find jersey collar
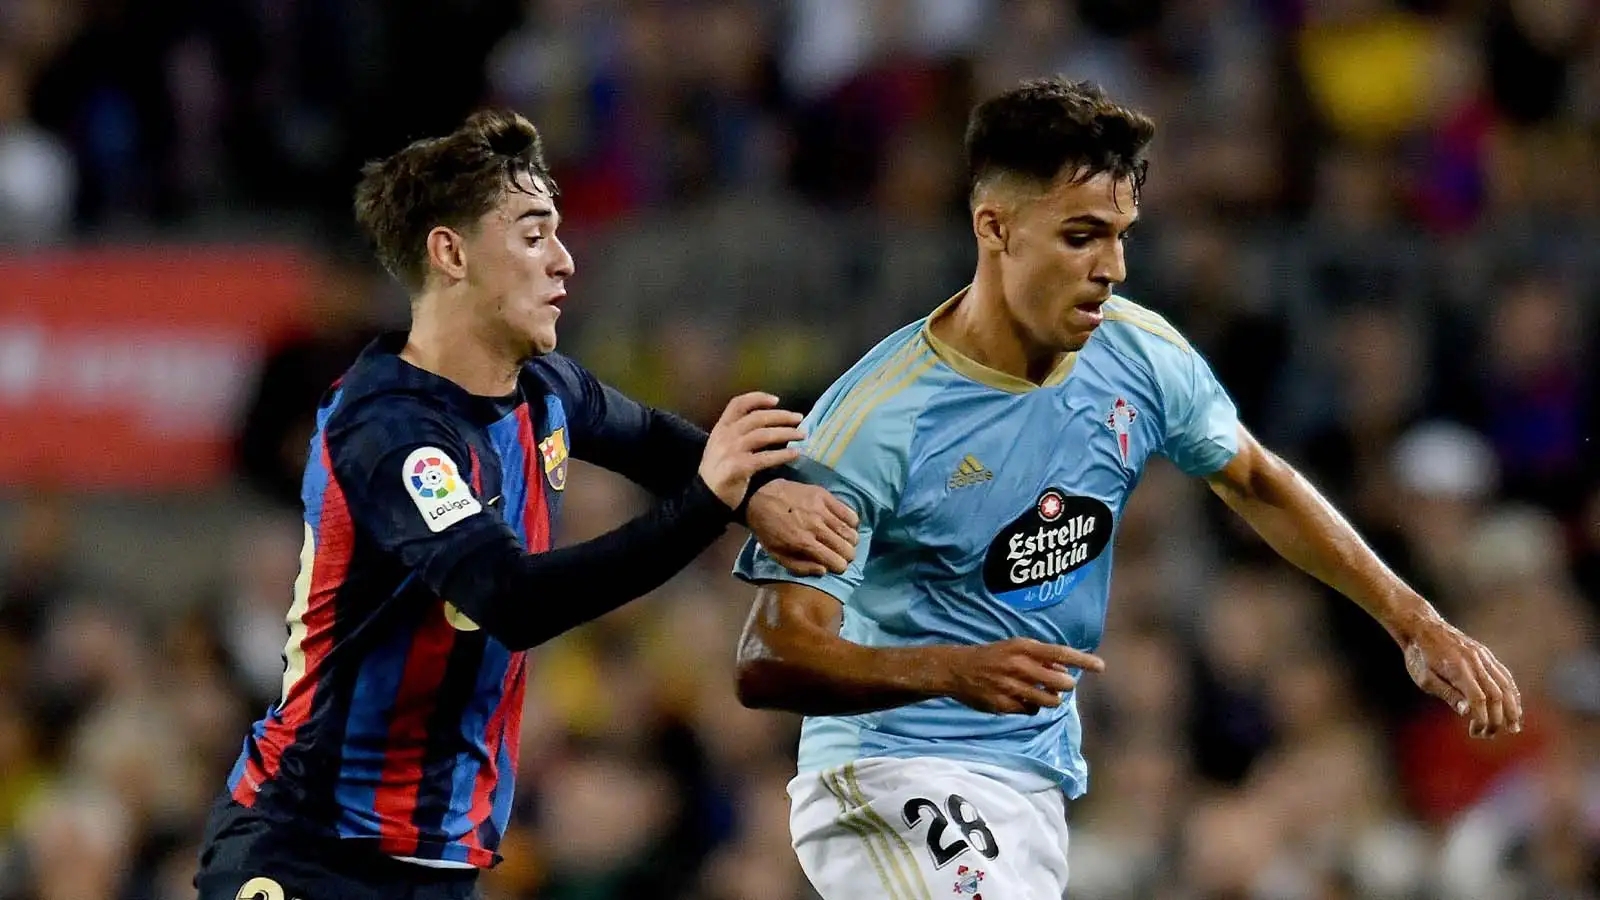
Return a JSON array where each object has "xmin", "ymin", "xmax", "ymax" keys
[
  {"xmin": 921, "ymin": 287, "xmax": 1078, "ymax": 393},
  {"xmin": 354, "ymin": 332, "xmax": 523, "ymax": 423}
]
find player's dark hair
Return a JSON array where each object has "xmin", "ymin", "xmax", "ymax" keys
[
  {"xmin": 965, "ymin": 78, "xmax": 1154, "ymax": 205},
  {"xmin": 353, "ymin": 109, "xmax": 558, "ymax": 291}
]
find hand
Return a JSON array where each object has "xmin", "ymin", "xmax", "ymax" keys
[
  {"xmin": 933, "ymin": 638, "xmax": 1106, "ymax": 715},
  {"xmin": 699, "ymin": 393, "xmax": 805, "ymax": 510},
  {"xmin": 1401, "ymin": 616, "xmax": 1523, "ymax": 739},
  {"xmin": 747, "ymin": 480, "xmax": 860, "ymax": 576}
]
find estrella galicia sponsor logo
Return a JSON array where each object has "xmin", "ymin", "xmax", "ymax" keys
[{"xmin": 981, "ymin": 488, "xmax": 1113, "ymax": 610}]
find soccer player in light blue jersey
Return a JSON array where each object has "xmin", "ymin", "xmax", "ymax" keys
[{"xmin": 731, "ymin": 78, "xmax": 1525, "ymax": 899}]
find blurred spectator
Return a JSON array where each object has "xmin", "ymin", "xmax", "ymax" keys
[
  {"xmin": 0, "ymin": 2, "xmax": 1597, "ymax": 898},
  {"xmin": 207, "ymin": 515, "xmax": 307, "ymax": 710},
  {"xmin": 0, "ymin": 494, "xmax": 74, "ymax": 644},
  {"xmin": 0, "ymin": 50, "xmax": 72, "ymax": 242},
  {"xmin": 1437, "ymin": 650, "xmax": 1600, "ymax": 899},
  {"xmin": 1470, "ymin": 274, "xmax": 1594, "ymax": 515},
  {"xmin": 1387, "ymin": 420, "xmax": 1500, "ymax": 604},
  {"xmin": 234, "ymin": 246, "xmax": 386, "ymax": 509},
  {"xmin": 10, "ymin": 782, "xmax": 132, "ymax": 900}
]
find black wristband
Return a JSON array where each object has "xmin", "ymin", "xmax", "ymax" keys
[{"xmin": 734, "ymin": 463, "xmax": 803, "ymax": 525}]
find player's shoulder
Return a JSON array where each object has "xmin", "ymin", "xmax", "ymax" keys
[
  {"xmin": 1089, "ymin": 296, "xmax": 1200, "ymax": 388},
  {"xmin": 799, "ymin": 318, "xmax": 943, "ymax": 488},
  {"xmin": 322, "ymin": 355, "xmax": 468, "ymax": 464},
  {"xmin": 522, "ymin": 351, "xmax": 586, "ymax": 388},
  {"xmin": 1096, "ymin": 295, "xmax": 1195, "ymax": 356}
]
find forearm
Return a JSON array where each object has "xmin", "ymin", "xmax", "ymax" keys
[
  {"xmin": 736, "ymin": 599, "xmax": 953, "ymax": 716},
  {"xmin": 1213, "ymin": 449, "xmax": 1439, "ymax": 642},
  {"xmin": 580, "ymin": 407, "xmax": 707, "ymax": 495},
  {"xmin": 581, "ymin": 406, "xmax": 795, "ymax": 520},
  {"xmin": 439, "ymin": 477, "xmax": 731, "ymax": 649}
]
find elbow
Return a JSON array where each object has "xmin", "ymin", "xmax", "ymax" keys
[
  {"xmin": 734, "ymin": 628, "xmax": 807, "ymax": 711},
  {"xmin": 734, "ymin": 654, "xmax": 786, "ymax": 710}
]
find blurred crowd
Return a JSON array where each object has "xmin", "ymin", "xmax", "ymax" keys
[
  {"xmin": 2, "ymin": 0, "xmax": 1599, "ymax": 238},
  {"xmin": 1, "ymin": 0, "xmax": 1599, "ymax": 899}
]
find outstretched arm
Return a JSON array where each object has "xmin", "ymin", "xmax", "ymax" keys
[
  {"xmin": 1205, "ymin": 424, "xmax": 1523, "ymax": 738},
  {"xmin": 547, "ymin": 356, "xmax": 857, "ymax": 572}
]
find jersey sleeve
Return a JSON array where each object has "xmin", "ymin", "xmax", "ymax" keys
[
  {"xmin": 732, "ymin": 394, "xmax": 910, "ymax": 604},
  {"xmin": 537, "ymin": 353, "xmax": 704, "ymax": 495},
  {"xmin": 1156, "ymin": 341, "xmax": 1241, "ymax": 477},
  {"xmin": 325, "ymin": 397, "xmax": 515, "ymax": 591}
]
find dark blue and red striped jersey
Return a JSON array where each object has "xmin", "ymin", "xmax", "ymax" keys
[{"xmin": 224, "ymin": 333, "xmax": 703, "ymax": 867}]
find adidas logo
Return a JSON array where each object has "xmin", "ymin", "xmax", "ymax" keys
[{"xmin": 948, "ymin": 454, "xmax": 994, "ymax": 490}]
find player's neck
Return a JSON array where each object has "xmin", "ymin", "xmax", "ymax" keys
[
  {"xmin": 941, "ymin": 281, "xmax": 1064, "ymax": 386},
  {"xmin": 401, "ymin": 303, "xmax": 521, "ymax": 397}
]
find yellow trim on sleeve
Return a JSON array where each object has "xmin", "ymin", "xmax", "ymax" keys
[{"xmin": 805, "ymin": 336, "xmax": 924, "ymax": 464}]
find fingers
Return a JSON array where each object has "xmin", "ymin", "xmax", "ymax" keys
[
  {"xmin": 1022, "ymin": 640, "xmax": 1107, "ymax": 674},
  {"xmin": 812, "ymin": 527, "xmax": 856, "ymax": 568},
  {"xmin": 742, "ymin": 426, "xmax": 807, "ymax": 451},
  {"xmin": 1465, "ymin": 652, "xmax": 1505, "ymax": 739},
  {"xmin": 829, "ymin": 516, "xmax": 859, "ymax": 548},
  {"xmin": 1418, "ymin": 668, "xmax": 1471, "ymax": 719},
  {"xmin": 788, "ymin": 540, "xmax": 849, "ymax": 575},
  {"xmin": 720, "ymin": 392, "xmax": 781, "ymax": 424},
  {"xmin": 731, "ymin": 408, "xmax": 806, "ymax": 434},
  {"xmin": 823, "ymin": 493, "xmax": 861, "ymax": 530},
  {"xmin": 1016, "ymin": 660, "xmax": 1077, "ymax": 694},
  {"xmin": 1431, "ymin": 655, "xmax": 1488, "ymax": 730},
  {"xmin": 766, "ymin": 550, "xmax": 826, "ymax": 578},
  {"xmin": 1481, "ymin": 649, "xmax": 1524, "ymax": 733},
  {"xmin": 747, "ymin": 447, "xmax": 803, "ymax": 471},
  {"xmin": 999, "ymin": 679, "xmax": 1064, "ymax": 713}
]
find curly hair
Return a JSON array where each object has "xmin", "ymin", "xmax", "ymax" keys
[
  {"xmin": 965, "ymin": 78, "xmax": 1155, "ymax": 205},
  {"xmin": 353, "ymin": 109, "xmax": 559, "ymax": 290}
]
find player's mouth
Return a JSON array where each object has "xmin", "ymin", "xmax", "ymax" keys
[
  {"xmin": 547, "ymin": 290, "xmax": 566, "ymax": 308},
  {"xmin": 1071, "ymin": 298, "xmax": 1106, "ymax": 328}
]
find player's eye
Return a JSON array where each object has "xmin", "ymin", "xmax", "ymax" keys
[
  {"xmin": 1063, "ymin": 234, "xmax": 1094, "ymax": 248},
  {"xmin": 526, "ymin": 235, "xmax": 544, "ymax": 248}
]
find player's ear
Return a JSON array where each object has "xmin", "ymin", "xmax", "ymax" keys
[
  {"xmin": 973, "ymin": 200, "xmax": 1008, "ymax": 253},
  {"xmin": 425, "ymin": 226, "xmax": 469, "ymax": 283}
]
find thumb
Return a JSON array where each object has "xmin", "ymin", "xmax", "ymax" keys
[
  {"xmin": 1405, "ymin": 643, "xmax": 1469, "ymax": 717},
  {"xmin": 1420, "ymin": 669, "xmax": 1471, "ymax": 717}
]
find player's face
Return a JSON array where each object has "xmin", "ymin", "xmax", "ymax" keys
[
  {"xmin": 993, "ymin": 171, "xmax": 1137, "ymax": 353},
  {"xmin": 466, "ymin": 176, "xmax": 574, "ymax": 358}
]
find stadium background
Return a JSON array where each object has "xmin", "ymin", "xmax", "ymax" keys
[{"xmin": 0, "ymin": 0, "xmax": 1597, "ymax": 897}]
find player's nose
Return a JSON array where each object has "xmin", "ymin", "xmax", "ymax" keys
[
  {"xmin": 550, "ymin": 235, "xmax": 575, "ymax": 279},
  {"xmin": 1091, "ymin": 242, "xmax": 1126, "ymax": 286}
]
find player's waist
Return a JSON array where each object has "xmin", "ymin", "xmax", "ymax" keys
[
  {"xmin": 236, "ymin": 788, "xmax": 506, "ymax": 869},
  {"xmin": 797, "ymin": 713, "xmax": 1085, "ymax": 794},
  {"xmin": 204, "ymin": 795, "xmax": 490, "ymax": 879}
]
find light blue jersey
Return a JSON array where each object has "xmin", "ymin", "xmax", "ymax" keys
[{"xmin": 734, "ymin": 290, "xmax": 1240, "ymax": 798}]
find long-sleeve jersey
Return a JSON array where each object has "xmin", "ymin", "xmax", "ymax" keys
[{"xmin": 225, "ymin": 333, "xmax": 734, "ymax": 867}]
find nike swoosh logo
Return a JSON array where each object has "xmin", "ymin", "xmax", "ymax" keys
[{"xmin": 486, "ymin": 495, "xmax": 502, "ymax": 507}]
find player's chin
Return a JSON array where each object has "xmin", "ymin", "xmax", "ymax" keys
[
  {"xmin": 528, "ymin": 325, "xmax": 559, "ymax": 355},
  {"xmin": 1056, "ymin": 326, "xmax": 1096, "ymax": 352},
  {"xmin": 518, "ymin": 310, "xmax": 560, "ymax": 356}
]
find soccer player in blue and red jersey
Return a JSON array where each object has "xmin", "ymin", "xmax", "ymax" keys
[{"xmin": 194, "ymin": 109, "xmax": 860, "ymax": 900}]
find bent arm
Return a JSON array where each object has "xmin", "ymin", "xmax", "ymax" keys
[
  {"xmin": 548, "ymin": 354, "xmax": 800, "ymax": 511},
  {"xmin": 438, "ymin": 477, "xmax": 732, "ymax": 650},
  {"xmin": 734, "ymin": 582, "xmax": 953, "ymax": 715},
  {"xmin": 1205, "ymin": 424, "xmax": 1441, "ymax": 643}
]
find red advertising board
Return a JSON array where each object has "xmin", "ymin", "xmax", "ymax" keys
[{"xmin": 0, "ymin": 247, "xmax": 310, "ymax": 489}]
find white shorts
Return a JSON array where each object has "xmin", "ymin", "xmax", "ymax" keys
[{"xmin": 788, "ymin": 757, "xmax": 1070, "ymax": 900}]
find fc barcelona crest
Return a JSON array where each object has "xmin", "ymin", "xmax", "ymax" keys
[{"xmin": 539, "ymin": 427, "xmax": 569, "ymax": 491}]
